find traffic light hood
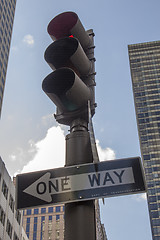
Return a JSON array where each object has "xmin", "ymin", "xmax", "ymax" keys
[
  {"xmin": 47, "ymin": 11, "xmax": 91, "ymax": 49},
  {"xmin": 44, "ymin": 37, "xmax": 91, "ymax": 76},
  {"xmin": 42, "ymin": 68, "xmax": 91, "ymax": 112}
]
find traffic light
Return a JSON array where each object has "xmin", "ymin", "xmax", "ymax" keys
[
  {"xmin": 42, "ymin": 12, "xmax": 97, "ymax": 240},
  {"xmin": 42, "ymin": 11, "xmax": 96, "ymax": 125}
]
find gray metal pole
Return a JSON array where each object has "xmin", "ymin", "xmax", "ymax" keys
[{"xmin": 64, "ymin": 119, "xmax": 96, "ymax": 240}]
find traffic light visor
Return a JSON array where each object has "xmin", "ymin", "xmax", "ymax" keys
[
  {"xmin": 48, "ymin": 12, "xmax": 78, "ymax": 40},
  {"xmin": 44, "ymin": 37, "xmax": 91, "ymax": 76},
  {"xmin": 47, "ymin": 11, "xmax": 91, "ymax": 49},
  {"xmin": 44, "ymin": 37, "xmax": 78, "ymax": 70},
  {"xmin": 42, "ymin": 68, "xmax": 91, "ymax": 112}
]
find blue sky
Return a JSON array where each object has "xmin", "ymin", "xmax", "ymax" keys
[{"xmin": 1, "ymin": 0, "xmax": 160, "ymax": 239}]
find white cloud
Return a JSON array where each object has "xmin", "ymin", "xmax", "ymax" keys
[
  {"xmin": 14, "ymin": 125, "xmax": 116, "ymax": 176},
  {"xmin": 96, "ymin": 140, "xmax": 116, "ymax": 161},
  {"xmin": 19, "ymin": 126, "xmax": 65, "ymax": 174},
  {"xmin": 9, "ymin": 146, "xmax": 33, "ymax": 166},
  {"xmin": 23, "ymin": 34, "xmax": 34, "ymax": 46}
]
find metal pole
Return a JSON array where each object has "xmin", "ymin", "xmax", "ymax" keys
[{"xmin": 64, "ymin": 119, "xmax": 96, "ymax": 240}]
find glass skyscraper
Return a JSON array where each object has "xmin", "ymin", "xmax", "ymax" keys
[
  {"xmin": 128, "ymin": 40, "xmax": 160, "ymax": 240},
  {"xmin": 0, "ymin": 0, "xmax": 16, "ymax": 116}
]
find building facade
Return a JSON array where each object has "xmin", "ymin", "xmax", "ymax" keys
[
  {"xmin": 22, "ymin": 200, "xmax": 107, "ymax": 240},
  {"xmin": 22, "ymin": 205, "xmax": 64, "ymax": 240},
  {"xmin": 0, "ymin": 156, "xmax": 29, "ymax": 240},
  {"xmin": 0, "ymin": 0, "xmax": 16, "ymax": 116},
  {"xmin": 128, "ymin": 40, "xmax": 160, "ymax": 240}
]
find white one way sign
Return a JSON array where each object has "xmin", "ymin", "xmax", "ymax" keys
[
  {"xmin": 23, "ymin": 167, "xmax": 134, "ymax": 202},
  {"xmin": 16, "ymin": 157, "xmax": 146, "ymax": 209}
]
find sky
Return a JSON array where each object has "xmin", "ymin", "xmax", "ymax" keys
[{"xmin": 1, "ymin": 0, "xmax": 160, "ymax": 239}]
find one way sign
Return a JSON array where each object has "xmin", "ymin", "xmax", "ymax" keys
[{"xmin": 16, "ymin": 157, "xmax": 146, "ymax": 209}]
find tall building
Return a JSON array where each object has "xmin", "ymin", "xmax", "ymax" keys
[
  {"xmin": 22, "ymin": 204, "xmax": 64, "ymax": 240},
  {"xmin": 22, "ymin": 200, "xmax": 107, "ymax": 240},
  {"xmin": 128, "ymin": 40, "xmax": 160, "ymax": 240},
  {"xmin": 0, "ymin": 156, "xmax": 29, "ymax": 240},
  {"xmin": 0, "ymin": 0, "xmax": 16, "ymax": 116}
]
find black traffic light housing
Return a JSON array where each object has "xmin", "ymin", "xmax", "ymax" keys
[
  {"xmin": 42, "ymin": 12, "xmax": 97, "ymax": 240},
  {"xmin": 42, "ymin": 11, "xmax": 96, "ymax": 126}
]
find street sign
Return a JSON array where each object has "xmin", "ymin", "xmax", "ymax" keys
[{"xmin": 16, "ymin": 157, "xmax": 146, "ymax": 209}]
